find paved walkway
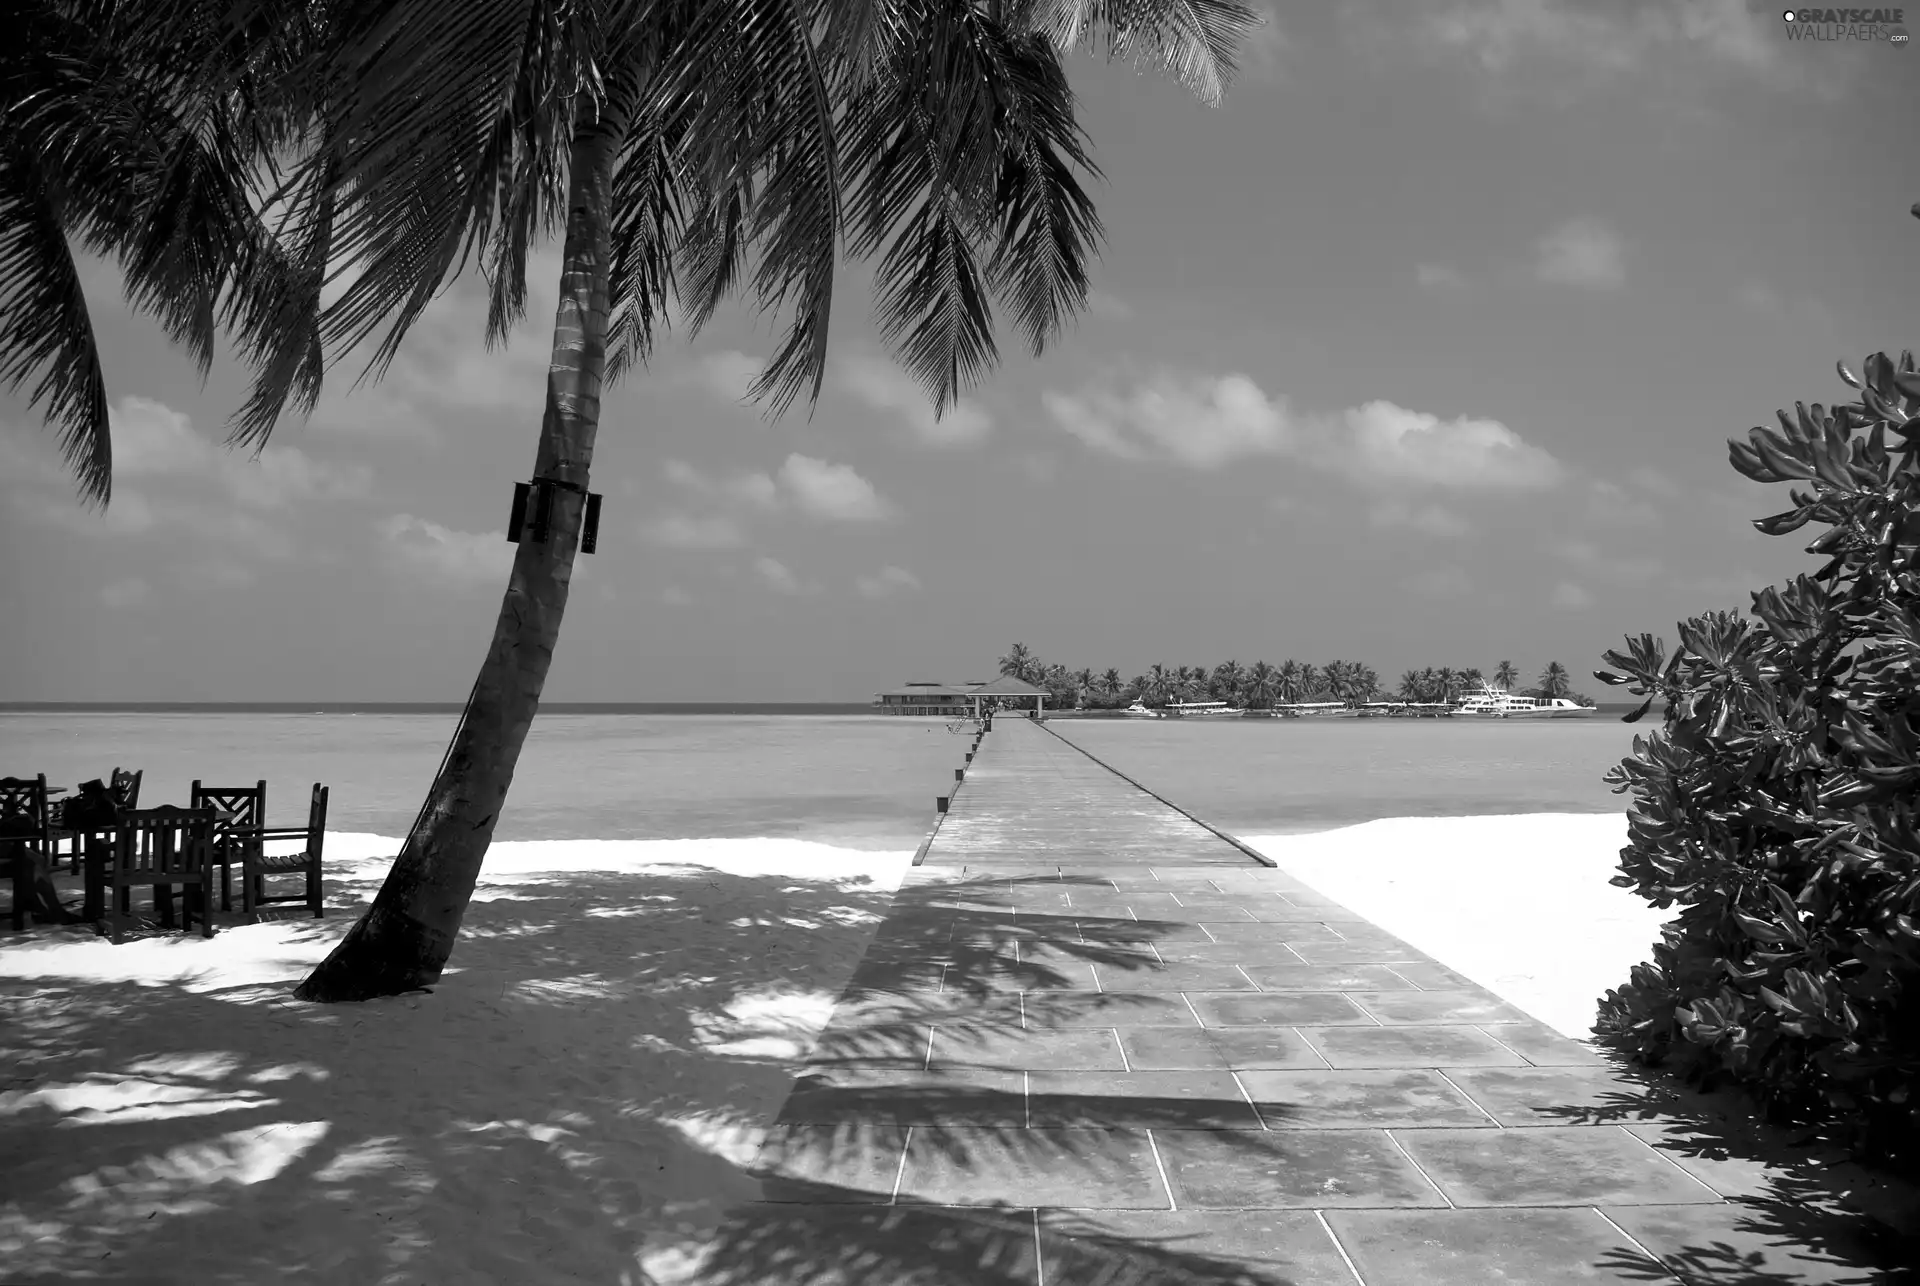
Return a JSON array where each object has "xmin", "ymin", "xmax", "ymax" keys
[{"xmin": 689, "ymin": 717, "xmax": 1914, "ymax": 1285}]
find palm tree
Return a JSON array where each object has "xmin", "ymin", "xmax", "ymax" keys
[
  {"xmin": 1245, "ymin": 660, "xmax": 1277, "ymax": 709},
  {"xmin": 1071, "ymin": 667, "xmax": 1094, "ymax": 710},
  {"xmin": 1298, "ymin": 663, "xmax": 1321, "ymax": 700},
  {"xmin": 1494, "ymin": 659, "xmax": 1520, "ymax": 691},
  {"xmin": 1352, "ymin": 664, "xmax": 1380, "ymax": 703},
  {"xmin": 105, "ymin": 0, "xmax": 1255, "ymax": 1003},
  {"xmin": 3, "ymin": 4, "xmax": 331, "ymax": 502},
  {"xmin": 1539, "ymin": 661, "xmax": 1572, "ymax": 699},
  {"xmin": 998, "ymin": 643, "xmax": 1036, "ymax": 683},
  {"xmin": 1213, "ymin": 659, "xmax": 1245, "ymax": 704},
  {"xmin": 1146, "ymin": 664, "xmax": 1174, "ymax": 707},
  {"xmin": 1435, "ymin": 666, "xmax": 1461, "ymax": 703},
  {"xmin": 1100, "ymin": 668, "xmax": 1123, "ymax": 705},
  {"xmin": 1275, "ymin": 659, "xmax": 1302, "ymax": 705},
  {"xmin": 1398, "ymin": 669, "xmax": 1422, "ymax": 701},
  {"xmin": 1459, "ymin": 666, "xmax": 1484, "ymax": 692}
]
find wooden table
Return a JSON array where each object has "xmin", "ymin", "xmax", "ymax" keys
[{"xmin": 79, "ymin": 809, "xmax": 236, "ymax": 928}]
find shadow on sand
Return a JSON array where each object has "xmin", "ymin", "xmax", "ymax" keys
[{"xmin": 4, "ymin": 866, "xmax": 1915, "ymax": 1285}]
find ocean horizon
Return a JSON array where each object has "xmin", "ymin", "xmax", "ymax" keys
[{"xmin": 4, "ymin": 708, "xmax": 1656, "ymax": 851}]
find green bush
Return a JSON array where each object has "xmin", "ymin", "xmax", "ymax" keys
[{"xmin": 1593, "ymin": 350, "xmax": 1920, "ymax": 1173}]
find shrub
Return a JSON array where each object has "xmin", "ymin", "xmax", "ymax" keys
[{"xmin": 1593, "ymin": 350, "xmax": 1920, "ymax": 1173}]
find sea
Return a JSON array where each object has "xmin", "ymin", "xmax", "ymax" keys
[{"xmin": 0, "ymin": 705, "xmax": 1654, "ymax": 851}]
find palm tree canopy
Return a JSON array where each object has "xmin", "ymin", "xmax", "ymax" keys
[{"xmin": 5, "ymin": 0, "xmax": 1264, "ymax": 503}]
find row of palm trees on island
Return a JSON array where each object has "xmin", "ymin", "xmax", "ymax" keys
[{"xmin": 994, "ymin": 643, "xmax": 1587, "ymax": 712}]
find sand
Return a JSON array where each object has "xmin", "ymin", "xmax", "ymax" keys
[
  {"xmin": 1245, "ymin": 813, "xmax": 1675, "ymax": 1041},
  {"xmin": 1, "ymin": 814, "xmax": 1668, "ymax": 1283}
]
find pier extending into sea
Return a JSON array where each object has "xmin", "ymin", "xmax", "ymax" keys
[{"xmin": 688, "ymin": 715, "xmax": 1914, "ymax": 1284}]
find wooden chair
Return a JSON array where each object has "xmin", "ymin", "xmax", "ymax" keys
[
  {"xmin": 191, "ymin": 779, "xmax": 266, "ymax": 912},
  {"xmin": 232, "ymin": 784, "xmax": 327, "ymax": 920},
  {"xmin": 104, "ymin": 806, "xmax": 216, "ymax": 944},
  {"xmin": 2, "ymin": 775, "xmax": 51, "ymax": 931},
  {"xmin": 56, "ymin": 767, "xmax": 142, "ymax": 874}
]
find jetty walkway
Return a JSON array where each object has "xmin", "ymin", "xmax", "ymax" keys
[{"xmin": 690, "ymin": 716, "xmax": 1914, "ymax": 1284}]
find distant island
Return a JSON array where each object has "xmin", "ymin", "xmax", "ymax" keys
[{"xmin": 993, "ymin": 643, "xmax": 1595, "ymax": 711}]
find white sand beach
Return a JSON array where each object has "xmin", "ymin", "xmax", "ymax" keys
[
  {"xmin": 0, "ymin": 813, "xmax": 1669, "ymax": 1282},
  {"xmin": 1246, "ymin": 813, "xmax": 1675, "ymax": 1041}
]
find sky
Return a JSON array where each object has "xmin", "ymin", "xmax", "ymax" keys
[{"xmin": 3, "ymin": 0, "xmax": 1918, "ymax": 703}]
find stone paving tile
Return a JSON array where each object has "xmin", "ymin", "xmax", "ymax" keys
[
  {"xmin": 1440, "ymin": 1065, "xmax": 1705, "ymax": 1128},
  {"xmin": 1240, "ymin": 963, "xmax": 1419, "ymax": 992},
  {"xmin": 1238, "ymin": 1068, "xmax": 1498, "ymax": 1129},
  {"xmin": 1349, "ymin": 989, "xmax": 1531, "ymax": 1024},
  {"xmin": 1023, "ymin": 992, "xmax": 1200, "ymax": 1027},
  {"xmin": 1298, "ymin": 1024, "xmax": 1531, "ymax": 1068},
  {"xmin": 1192, "ymin": 921, "xmax": 1351, "ymax": 942},
  {"xmin": 1026, "ymin": 1070, "xmax": 1263, "ymax": 1129},
  {"xmin": 897, "ymin": 1127, "xmax": 1171, "ymax": 1208},
  {"xmin": 752, "ymin": 1122, "xmax": 908, "ymax": 1203},
  {"xmin": 1601, "ymin": 1201, "xmax": 1915, "ymax": 1284},
  {"xmin": 1384, "ymin": 961, "xmax": 1479, "ymax": 989},
  {"xmin": 1327, "ymin": 1206, "xmax": 1656, "ymax": 1284},
  {"xmin": 1118, "ymin": 1027, "xmax": 1331, "ymax": 1072},
  {"xmin": 1152, "ymin": 941, "xmax": 1312, "ymax": 967},
  {"xmin": 1038, "ymin": 1210, "xmax": 1357, "ymax": 1285},
  {"xmin": 1283, "ymin": 940, "xmax": 1433, "ymax": 965},
  {"xmin": 1394, "ymin": 1126, "xmax": 1725, "ymax": 1206},
  {"xmin": 1190, "ymin": 992, "xmax": 1377, "ymax": 1027},
  {"xmin": 1089, "ymin": 962, "xmax": 1257, "ymax": 992},
  {"xmin": 1476, "ymin": 1020, "xmax": 1610, "ymax": 1067},
  {"xmin": 1155, "ymin": 1129, "xmax": 1448, "ymax": 1209},
  {"xmin": 928, "ymin": 1026, "xmax": 1126, "ymax": 1071}
]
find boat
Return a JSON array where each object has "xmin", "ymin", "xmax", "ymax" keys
[
  {"xmin": 1122, "ymin": 701, "xmax": 1165, "ymax": 719},
  {"xmin": 1452, "ymin": 684, "xmax": 1596, "ymax": 719},
  {"xmin": 1166, "ymin": 700, "xmax": 1247, "ymax": 718}
]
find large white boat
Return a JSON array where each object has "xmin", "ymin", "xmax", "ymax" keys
[
  {"xmin": 1453, "ymin": 685, "xmax": 1596, "ymax": 719},
  {"xmin": 1123, "ymin": 701, "xmax": 1165, "ymax": 719},
  {"xmin": 1167, "ymin": 700, "xmax": 1247, "ymax": 718}
]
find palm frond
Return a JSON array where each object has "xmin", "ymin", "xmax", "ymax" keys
[
  {"xmin": 1024, "ymin": 0, "xmax": 1263, "ymax": 105},
  {"xmin": 668, "ymin": 0, "xmax": 843, "ymax": 417},
  {"xmin": 603, "ymin": 109, "xmax": 690, "ymax": 387},
  {"xmin": 0, "ymin": 151, "xmax": 112, "ymax": 502}
]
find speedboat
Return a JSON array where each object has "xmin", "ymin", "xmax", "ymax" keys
[{"xmin": 1123, "ymin": 701, "xmax": 1165, "ymax": 718}]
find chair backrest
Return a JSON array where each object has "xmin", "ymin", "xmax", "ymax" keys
[
  {"xmin": 305, "ymin": 784, "xmax": 329, "ymax": 848},
  {"xmin": 0, "ymin": 775, "xmax": 49, "ymax": 837},
  {"xmin": 190, "ymin": 779, "xmax": 266, "ymax": 828},
  {"xmin": 110, "ymin": 768, "xmax": 143, "ymax": 810},
  {"xmin": 113, "ymin": 806, "xmax": 215, "ymax": 879}
]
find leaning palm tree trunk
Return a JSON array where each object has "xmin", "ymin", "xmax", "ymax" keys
[{"xmin": 296, "ymin": 110, "xmax": 619, "ymax": 1002}]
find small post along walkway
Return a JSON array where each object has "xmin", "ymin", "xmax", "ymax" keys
[{"xmin": 688, "ymin": 716, "xmax": 1914, "ymax": 1285}]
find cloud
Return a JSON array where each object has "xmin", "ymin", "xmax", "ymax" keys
[
  {"xmin": 1553, "ymin": 538, "xmax": 1662, "ymax": 586},
  {"xmin": 1416, "ymin": 263, "xmax": 1469, "ymax": 289},
  {"xmin": 1736, "ymin": 282, "xmax": 1842, "ymax": 343},
  {"xmin": 685, "ymin": 349, "xmax": 765, "ymax": 404},
  {"xmin": 643, "ymin": 512, "xmax": 750, "ymax": 550},
  {"xmin": 1587, "ymin": 479, "xmax": 1662, "ymax": 526},
  {"xmin": 1333, "ymin": 401, "xmax": 1564, "ymax": 490},
  {"xmin": 1240, "ymin": 2, "xmax": 1291, "ymax": 78},
  {"xmin": 376, "ymin": 514, "xmax": 514, "ymax": 586},
  {"xmin": 1421, "ymin": 0, "xmax": 1777, "ymax": 78},
  {"xmin": 776, "ymin": 454, "xmax": 894, "ymax": 522},
  {"xmin": 753, "ymin": 556, "xmax": 811, "ymax": 595},
  {"xmin": 99, "ymin": 578, "xmax": 151, "ymax": 609},
  {"xmin": 1533, "ymin": 218, "xmax": 1625, "ymax": 290},
  {"xmin": 661, "ymin": 454, "xmax": 895, "ymax": 531},
  {"xmin": 856, "ymin": 565, "xmax": 922, "ymax": 598},
  {"xmin": 1042, "ymin": 373, "xmax": 1293, "ymax": 469},
  {"xmin": 837, "ymin": 352, "xmax": 994, "ymax": 448},
  {"xmin": 1043, "ymin": 372, "xmax": 1565, "ymax": 491},
  {"xmin": 1086, "ymin": 291, "xmax": 1135, "ymax": 320},
  {"xmin": 1369, "ymin": 499, "xmax": 1470, "ymax": 538},
  {"xmin": 1627, "ymin": 466, "xmax": 1681, "ymax": 498},
  {"xmin": 86, "ymin": 397, "xmax": 374, "ymax": 510},
  {"xmin": 1550, "ymin": 580, "xmax": 1596, "ymax": 609}
]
